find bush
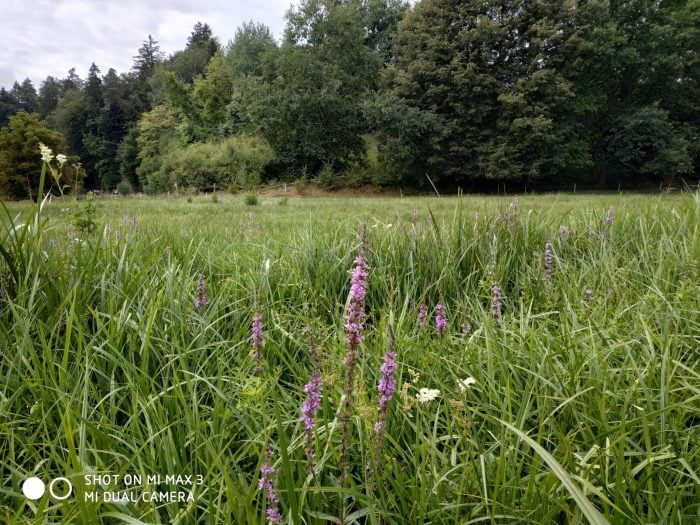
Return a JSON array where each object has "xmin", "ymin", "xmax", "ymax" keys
[
  {"xmin": 244, "ymin": 192, "xmax": 259, "ymax": 206},
  {"xmin": 159, "ymin": 134, "xmax": 274, "ymax": 192},
  {"xmin": 117, "ymin": 179, "xmax": 133, "ymax": 195}
]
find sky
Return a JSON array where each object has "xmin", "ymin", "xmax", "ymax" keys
[{"xmin": 0, "ymin": 0, "xmax": 298, "ymax": 89}]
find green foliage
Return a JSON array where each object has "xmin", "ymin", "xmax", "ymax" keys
[
  {"xmin": 0, "ymin": 112, "xmax": 67, "ymax": 199},
  {"xmin": 116, "ymin": 178, "xmax": 133, "ymax": 195},
  {"xmin": 136, "ymin": 105, "xmax": 178, "ymax": 193},
  {"xmin": 0, "ymin": 192, "xmax": 698, "ymax": 523},
  {"xmin": 224, "ymin": 22, "xmax": 277, "ymax": 77},
  {"xmin": 243, "ymin": 191, "xmax": 259, "ymax": 205},
  {"xmin": 69, "ymin": 192, "xmax": 98, "ymax": 234},
  {"xmin": 158, "ymin": 134, "xmax": 274, "ymax": 192}
]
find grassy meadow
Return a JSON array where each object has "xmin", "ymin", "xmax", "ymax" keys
[{"xmin": 1, "ymin": 190, "xmax": 699, "ymax": 524}]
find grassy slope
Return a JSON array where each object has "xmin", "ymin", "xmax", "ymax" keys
[{"xmin": 1, "ymin": 192, "xmax": 698, "ymax": 524}]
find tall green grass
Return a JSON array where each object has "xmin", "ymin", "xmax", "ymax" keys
[{"xmin": 1, "ymin": 191, "xmax": 698, "ymax": 524}]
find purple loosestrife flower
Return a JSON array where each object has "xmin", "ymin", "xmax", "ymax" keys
[
  {"xmin": 258, "ymin": 450, "xmax": 283, "ymax": 524},
  {"xmin": 252, "ymin": 312, "xmax": 263, "ymax": 373},
  {"xmin": 374, "ymin": 327, "xmax": 397, "ymax": 438},
  {"xmin": 195, "ymin": 273, "xmax": 208, "ymax": 311},
  {"xmin": 492, "ymin": 282, "xmax": 503, "ymax": 324},
  {"xmin": 462, "ymin": 322, "xmax": 472, "ymax": 337},
  {"xmin": 435, "ymin": 300, "xmax": 447, "ymax": 336},
  {"xmin": 131, "ymin": 214, "xmax": 137, "ymax": 230},
  {"xmin": 301, "ymin": 337, "xmax": 322, "ymax": 463},
  {"xmin": 544, "ymin": 241, "xmax": 553, "ymax": 279},
  {"xmin": 418, "ymin": 303, "xmax": 428, "ymax": 330},
  {"xmin": 606, "ymin": 206, "xmax": 615, "ymax": 226},
  {"xmin": 560, "ymin": 225, "xmax": 569, "ymax": 242},
  {"xmin": 339, "ymin": 240, "xmax": 369, "ymax": 482}
]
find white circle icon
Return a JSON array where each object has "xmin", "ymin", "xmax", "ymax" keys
[
  {"xmin": 49, "ymin": 477, "xmax": 73, "ymax": 500},
  {"xmin": 22, "ymin": 477, "xmax": 45, "ymax": 500}
]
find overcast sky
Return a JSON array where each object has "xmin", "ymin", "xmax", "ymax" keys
[{"xmin": 0, "ymin": 0, "xmax": 298, "ymax": 89}]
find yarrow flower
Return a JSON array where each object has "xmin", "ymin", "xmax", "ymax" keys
[
  {"xmin": 458, "ymin": 377, "xmax": 476, "ymax": 392},
  {"xmin": 39, "ymin": 143, "xmax": 53, "ymax": 163},
  {"xmin": 492, "ymin": 282, "xmax": 503, "ymax": 324},
  {"xmin": 56, "ymin": 153, "xmax": 67, "ymax": 165},
  {"xmin": 374, "ymin": 327, "xmax": 397, "ymax": 436},
  {"xmin": 416, "ymin": 388, "xmax": 440, "ymax": 403},
  {"xmin": 417, "ymin": 303, "xmax": 428, "ymax": 330},
  {"xmin": 435, "ymin": 300, "xmax": 447, "ymax": 336},
  {"xmin": 195, "ymin": 273, "xmax": 208, "ymax": 310},
  {"xmin": 301, "ymin": 337, "xmax": 322, "ymax": 463},
  {"xmin": 252, "ymin": 312, "xmax": 263, "ymax": 373},
  {"xmin": 258, "ymin": 450, "xmax": 283, "ymax": 524}
]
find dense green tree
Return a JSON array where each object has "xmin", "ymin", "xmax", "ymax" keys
[
  {"xmin": 135, "ymin": 105, "xmax": 178, "ymax": 193},
  {"xmin": 10, "ymin": 79, "xmax": 38, "ymax": 113},
  {"xmin": 166, "ymin": 22, "xmax": 220, "ymax": 83},
  {"xmin": 0, "ymin": 112, "xmax": 66, "ymax": 199},
  {"xmin": 37, "ymin": 76, "xmax": 62, "ymax": 119},
  {"xmin": 225, "ymin": 22, "xmax": 278, "ymax": 77},
  {"xmin": 0, "ymin": 88, "xmax": 20, "ymax": 127}
]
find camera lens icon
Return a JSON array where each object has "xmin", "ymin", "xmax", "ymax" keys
[
  {"xmin": 22, "ymin": 477, "xmax": 45, "ymax": 500},
  {"xmin": 22, "ymin": 477, "xmax": 73, "ymax": 501}
]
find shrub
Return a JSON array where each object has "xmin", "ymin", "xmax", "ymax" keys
[
  {"xmin": 117, "ymin": 179, "xmax": 133, "ymax": 195},
  {"xmin": 244, "ymin": 192, "xmax": 259, "ymax": 206},
  {"xmin": 159, "ymin": 134, "xmax": 274, "ymax": 192}
]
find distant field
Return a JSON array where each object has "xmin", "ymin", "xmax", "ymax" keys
[{"xmin": 1, "ymin": 192, "xmax": 698, "ymax": 524}]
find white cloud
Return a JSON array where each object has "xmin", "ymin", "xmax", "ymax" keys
[{"xmin": 0, "ymin": 0, "xmax": 297, "ymax": 88}]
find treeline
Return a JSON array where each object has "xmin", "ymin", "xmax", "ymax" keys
[{"xmin": 1, "ymin": 0, "xmax": 698, "ymax": 198}]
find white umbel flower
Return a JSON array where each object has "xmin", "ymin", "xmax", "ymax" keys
[
  {"xmin": 458, "ymin": 377, "xmax": 476, "ymax": 392},
  {"xmin": 56, "ymin": 153, "xmax": 67, "ymax": 165},
  {"xmin": 416, "ymin": 388, "xmax": 440, "ymax": 403},
  {"xmin": 39, "ymin": 143, "xmax": 53, "ymax": 163}
]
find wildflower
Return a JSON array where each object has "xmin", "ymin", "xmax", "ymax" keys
[
  {"xmin": 375, "ymin": 327, "xmax": 397, "ymax": 436},
  {"xmin": 416, "ymin": 388, "xmax": 440, "ymax": 403},
  {"xmin": 195, "ymin": 273, "xmax": 208, "ymax": 311},
  {"xmin": 462, "ymin": 322, "xmax": 472, "ymax": 336},
  {"xmin": 340, "ymin": 235, "xmax": 369, "ymax": 482},
  {"xmin": 301, "ymin": 337, "xmax": 322, "ymax": 462},
  {"xmin": 252, "ymin": 312, "xmax": 263, "ymax": 373},
  {"xmin": 560, "ymin": 225, "xmax": 569, "ymax": 241},
  {"xmin": 544, "ymin": 240, "xmax": 553, "ymax": 278},
  {"xmin": 104, "ymin": 223, "xmax": 110, "ymax": 240},
  {"xmin": 258, "ymin": 450, "xmax": 283, "ymax": 524},
  {"xmin": 418, "ymin": 303, "xmax": 428, "ymax": 330},
  {"xmin": 56, "ymin": 153, "xmax": 67, "ymax": 165},
  {"xmin": 605, "ymin": 207, "xmax": 615, "ymax": 226},
  {"xmin": 131, "ymin": 214, "xmax": 137, "ymax": 230},
  {"xmin": 584, "ymin": 288, "xmax": 593, "ymax": 304},
  {"xmin": 492, "ymin": 282, "xmax": 503, "ymax": 323},
  {"xmin": 511, "ymin": 195, "xmax": 519, "ymax": 215},
  {"xmin": 435, "ymin": 299, "xmax": 447, "ymax": 336},
  {"xmin": 39, "ymin": 143, "xmax": 53, "ymax": 163},
  {"xmin": 458, "ymin": 377, "xmax": 476, "ymax": 392},
  {"xmin": 114, "ymin": 229, "xmax": 121, "ymax": 242}
]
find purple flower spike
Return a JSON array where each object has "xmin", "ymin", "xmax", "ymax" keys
[
  {"xmin": 195, "ymin": 273, "xmax": 208, "ymax": 311},
  {"xmin": 258, "ymin": 450, "xmax": 283, "ymax": 524},
  {"xmin": 375, "ymin": 327, "xmax": 397, "ymax": 438},
  {"xmin": 340, "ymin": 235, "xmax": 369, "ymax": 482},
  {"xmin": 301, "ymin": 337, "xmax": 322, "ymax": 463},
  {"xmin": 544, "ymin": 240, "xmax": 553, "ymax": 279},
  {"xmin": 418, "ymin": 303, "xmax": 428, "ymax": 330},
  {"xmin": 492, "ymin": 282, "xmax": 503, "ymax": 324},
  {"xmin": 252, "ymin": 312, "xmax": 263, "ymax": 373},
  {"xmin": 606, "ymin": 207, "xmax": 615, "ymax": 226},
  {"xmin": 435, "ymin": 300, "xmax": 447, "ymax": 336}
]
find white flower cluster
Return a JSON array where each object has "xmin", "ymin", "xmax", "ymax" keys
[
  {"xmin": 39, "ymin": 143, "xmax": 53, "ymax": 163},
  {"xmin": 458, "ymin": 377, "xmax": 476, "ymax": 392},
  {"xmin": 416, "ymin": 388, "xmax": 440, "ymax": 403},
  {"xmin": 56, "ymin": 153, "xmax": 67, "ymax": 165}
]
